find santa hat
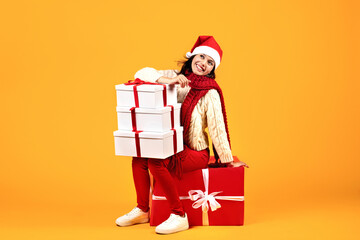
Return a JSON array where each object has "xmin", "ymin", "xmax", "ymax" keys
[{"xmin": 186, "ymin": 36, "xmax": 223, "ymax": 69}]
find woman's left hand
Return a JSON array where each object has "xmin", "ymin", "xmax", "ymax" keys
[{"xmin": 227, "ymin": 161, "xmax": 249, "ymax": 168}]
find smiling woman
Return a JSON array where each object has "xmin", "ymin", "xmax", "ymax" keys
[{"xmin": 116, "ymin": 36, "xmax": 247, "ymax": 234}]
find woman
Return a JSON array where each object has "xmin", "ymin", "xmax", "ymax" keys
[{"xmin": 115, "ymin": 36, "xmax": 247, "ymax": 234}]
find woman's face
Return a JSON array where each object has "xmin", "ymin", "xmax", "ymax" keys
[{"xmin": 191, "ymin": 54, "xmax": 215, "ymax": 76}]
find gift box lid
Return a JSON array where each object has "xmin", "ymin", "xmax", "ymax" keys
[
  {"xmin": 113, "ymin": 126, "xmax": 183, "ymax": 139},
  {"xmin": 116, "ymin": 104, "xmax": 181, "ymax": 114},
  {"xmin": 115, "ymin": 83, "xmax": 176, "ymax": 92}
]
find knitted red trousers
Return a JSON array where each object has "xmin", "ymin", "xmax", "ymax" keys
[{"xmin": 132, "ymin": 146, "xmax": 209, "ymax": 216}]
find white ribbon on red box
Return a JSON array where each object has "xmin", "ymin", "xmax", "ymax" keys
[
  {"xmin": 188, "ymin": 168, "xmax": 244, "ymax": 211},
  {"xmin": 152, "ymin": 168, "xmax": 244, "ymax": 225}
]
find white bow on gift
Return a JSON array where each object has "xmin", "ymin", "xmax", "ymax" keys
[{"xmin": 188, "ymin": 189, "xmax": 222, "ymax": 212}]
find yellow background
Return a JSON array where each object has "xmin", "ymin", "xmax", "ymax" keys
[{"xmin": 1, "ymin": 0, "xmax": 359, "ymax": 239}]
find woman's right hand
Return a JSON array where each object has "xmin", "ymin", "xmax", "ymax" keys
[
  {"xmin": 171, "ymin": 74, "xmax": 190, "ymax": 88},
  {"xmin": 158, "ymin": 74, "xmax": 190, "ymax": 88}
]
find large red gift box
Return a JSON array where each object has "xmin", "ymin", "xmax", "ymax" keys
[{"xmin": 150, "ymin": 157, "xmax": 245, "ymax": 226}]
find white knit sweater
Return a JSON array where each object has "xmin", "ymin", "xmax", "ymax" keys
[{"xmin": 134, "ymin": 67, "xmax": 233, "ymax": 163}]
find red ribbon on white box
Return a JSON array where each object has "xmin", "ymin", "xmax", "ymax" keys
[
  {"xmin": 167, "ymin": 104, "xmax": 177, "ymax": 154},
  {"xmin": 152, "ymin": 168, "xmax": 244, "ymax": 225},
  {"xmin": 134, "ymin": 130, "xmax": 143, "ymax": 158},
  {"xmin": 125, "ymin": 78, "xmax": 167, "ymax": 108}
]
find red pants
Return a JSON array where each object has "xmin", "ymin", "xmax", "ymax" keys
[{"xmin": 132, "ymin": 146, "xmax": 209, "ymax": 216}]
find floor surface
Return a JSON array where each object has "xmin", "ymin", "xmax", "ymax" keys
[{"xmin": 1, "ymin": 197, "xmax": 359, "ymax": 240}]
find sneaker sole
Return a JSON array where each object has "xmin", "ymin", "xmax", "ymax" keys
[
  {"xmin": 155, "ymin": 224, "xmax": 189, "ymax": 234},
  {"xmin": 116, "ymin": 218, "xmax": 149, "ymax": 227}
]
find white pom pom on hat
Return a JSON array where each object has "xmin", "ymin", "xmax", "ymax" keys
[
  {"xmin": 186, "ymin": 36, "xmax": 223, "ymax": 69},
  {"xmin": 186, "ymin": 52, "xmax": 193, "ymax": 58}
]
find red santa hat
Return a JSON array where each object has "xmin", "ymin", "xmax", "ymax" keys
[{"xmin": 186, "ymin": 36, "xmax": 223, "ymax": 69}]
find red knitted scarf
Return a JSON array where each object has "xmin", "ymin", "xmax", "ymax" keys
[{"xmin": 168, "ymin": 72, "xmax": 231, "ymax": 177}]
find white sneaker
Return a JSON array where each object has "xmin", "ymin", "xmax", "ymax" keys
[
  {"xmin": 155, "ymin": 213, "xmax": 189, "ymax": 234},
  {"xmin": 115, "ymin": 207, "xmax": 149, "ymax": 227}
]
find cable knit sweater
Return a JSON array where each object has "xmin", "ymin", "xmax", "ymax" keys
[{"xmin": 134, "ymin": 67, "xmax": 233, "ymax": 163}]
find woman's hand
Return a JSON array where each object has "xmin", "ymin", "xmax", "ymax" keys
[
  {"xmin": 170, "ymin": 74, "xmax": 191, "ymax": 88},
  {"xmin": 226, "ymin": 161, "xmax": 249, "ymax": 168},
  {"xmin": 157, "ymin": 74, "xmax": 190, "ymax": 88}
]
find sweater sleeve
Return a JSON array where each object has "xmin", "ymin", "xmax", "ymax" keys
[
  {"xmin": 205, "ymin": 89, "xmax": 233, "ymax": 163},
  {"xmin": 134, "ymin": 67, "xmax": 190, "ymax": 103}
]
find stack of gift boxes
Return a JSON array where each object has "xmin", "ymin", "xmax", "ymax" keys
[
  {"xmin": 113, "ymin": 79, "xmax": 245, "ymax": 226},
  {"xmin": 113, "ymin": 79, "xmax": 183, "ymax": 159}
]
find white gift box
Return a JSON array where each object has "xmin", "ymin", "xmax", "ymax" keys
[
  {"xmin": 115, "ymin": 83, "xmax": 178, "ymax": 109},
  {"xmin": 113, "ymin": 127, "xmax": 184, "ymax": 159},
  {"xmin": 116, "ymin": 104, "xmax": 181, "ymax": 132}
]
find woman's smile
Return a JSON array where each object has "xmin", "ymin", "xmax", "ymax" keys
[{"xmin": 195, "ymin": 63, "xmax": 205, "ymax": 72}]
